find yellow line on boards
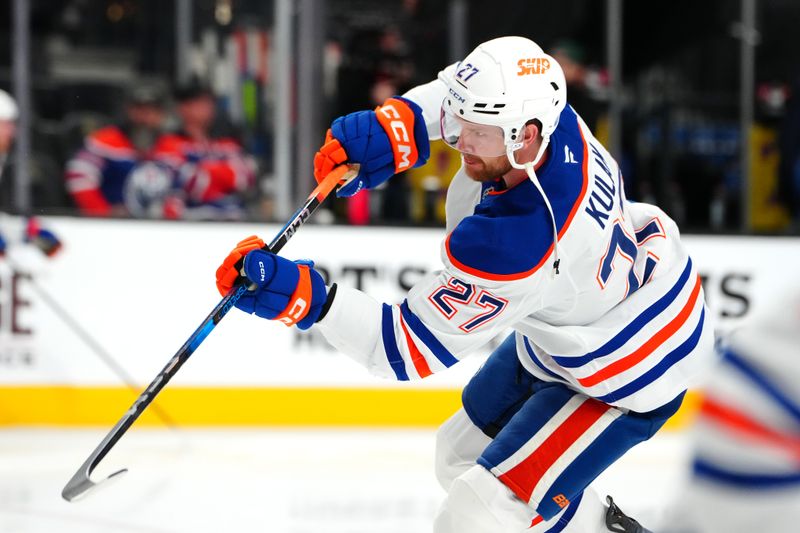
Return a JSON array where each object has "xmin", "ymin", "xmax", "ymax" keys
[{"xmin": 0, "ymin": 386, "xmax": 701, "ymax": 429}]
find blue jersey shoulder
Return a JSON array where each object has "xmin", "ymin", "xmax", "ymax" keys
[{"xmin": 446, "ymin": 107, "xmax": 589, "ymax": 281}]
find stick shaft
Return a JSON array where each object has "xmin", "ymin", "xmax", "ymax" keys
[{"xmin": 62, "ymin": 165, "xmax": 355, "ymax": 500}]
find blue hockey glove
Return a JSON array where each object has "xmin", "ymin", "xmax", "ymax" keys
[
  {"xmin": 314, "ymin": 96, "xmax": 430, "ymax": 197},
  {"xmin": 216, "ymin": 238, "xmax": 327, "ymax": 330}
]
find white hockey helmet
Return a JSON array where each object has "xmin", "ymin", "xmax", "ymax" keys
[
  {"xmin": 439, "ymin": 36, "xmax": 566, "ymax": 168},
  {"xmin": 0, "ymin": 89, "xmax": 19, "ymax": 121}
]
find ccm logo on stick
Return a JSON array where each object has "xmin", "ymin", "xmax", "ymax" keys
[
  {"xmin": 379, "ymin": 104, "xmax": 413, "ymax": 170},
  {"xmin": 517, "ymin": 57, "xmax": 550, "ymax": 76}
]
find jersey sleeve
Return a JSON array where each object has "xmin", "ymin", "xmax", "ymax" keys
[
  {"xmin": 188, "ymin": 140, "xmax": 256, "ymax": 202},
  {"xmin": 315, "ymin": 255, "xmax": 544, "ymax": 381},
  {"xmin": 64, "ymin": 127, "xmax": 134, "ymax": 215},
  {"xmin": 402, "ymin": 63, "xmax": 456, "ymax": 142},
  {"xmin": 65, "ymin": 147, "xmax": 110, "ymax": 215}
]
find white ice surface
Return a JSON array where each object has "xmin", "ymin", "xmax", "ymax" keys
[{"xmin": 0, "ymin": 428, "xmax": 690, "ymax": 533}]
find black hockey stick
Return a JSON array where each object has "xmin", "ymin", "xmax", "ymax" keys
[{"xmin": 62, "ymin": 164, "xmax": 359, "ymax": 502}]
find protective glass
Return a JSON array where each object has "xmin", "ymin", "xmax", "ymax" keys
[{"xmin": 440, "ymin": 105, "xmax": 507, "ymax": 157}]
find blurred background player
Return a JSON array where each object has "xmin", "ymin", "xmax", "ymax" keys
[
  {"xmin": 0, "ymin": 88, "xmax": 17, "ymax": 255},
  {"xmin": 64, "ymin": 85, "xmax": 166, "ymax": 217},
  {"xmin": 215, "ymin": 36, "xmax": 715, "ymax": 532},
  {"xmin": 149, "ymin": 83, "xmax": 256, "ymax": 220},
  {"xmin": 0, "ymin": 88, "xmax": 18, "ymax": 179},
  {"xmin": 0, "ymin": 88, "xmax": 60, "ymax": 258},
  {"xmin": 667, "ymin": 285, "xmax": 800, "ymax": 533}
]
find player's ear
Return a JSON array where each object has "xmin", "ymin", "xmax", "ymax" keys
[{"xmin": 522, "ymin": 121, "xmax": 540, "ymax": 146}]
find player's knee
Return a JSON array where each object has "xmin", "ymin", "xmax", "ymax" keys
[{"xmin": 434, "ymin": 465, "xmax": 535, "ymax": 533}]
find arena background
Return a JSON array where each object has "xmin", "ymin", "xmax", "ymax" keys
[{"xmin": 1, "ymin": 1, "xmax": 799, "ymax": 532}]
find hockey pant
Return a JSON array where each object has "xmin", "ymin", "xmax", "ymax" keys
[{"xmin": 433, "ymin": 334, "xmax": 683, "ymax": 533}]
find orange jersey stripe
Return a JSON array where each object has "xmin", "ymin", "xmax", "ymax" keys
[
  {"xmin": 398, "ymin": 312, "xmax": 433, "ymax": 378},
  {"xmin": 578, "ymin": 275, "xmax": 703, "ymax": 388},
  {"xmin": 701, "ymin": 396, "xmax": 800, "ymax": 460}
]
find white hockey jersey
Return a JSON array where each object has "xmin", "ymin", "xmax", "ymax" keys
[
  {"xmin": 672, "ymin": 288, "xmax": 800, "ymax": 533},
  {"xmin": 316, "ymin": 72, "xmax": 715, "ymax": 413}
]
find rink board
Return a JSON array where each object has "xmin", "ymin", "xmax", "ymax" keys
[{"xmin": 0, "ymin": 216, "xmax": 797, "ymax": 427}]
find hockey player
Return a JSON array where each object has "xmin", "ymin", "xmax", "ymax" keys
[
  {"xmin": 0, "ymin": 88, "xmax": 16, "ymax": 255},
  {"xmin": 64, "ymin": 86, "xmax": 166, "ymax": 216},
  {"xmin": 0, "ymin": 89, "xmax": 60, "ymax": 257},
  {"xmin": 150, "ymin": 84, "xmax": 256, "ymax": 220},
  {"xmin": 215, "ymin": 37, "xmax": 715, "ymax": 532},
  {"xmin": 668, "ymin": 286, "xmax": 800, "ymax": 533}
]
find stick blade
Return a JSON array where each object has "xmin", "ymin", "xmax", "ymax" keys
[{"xmin": 62, "ymin": 466, "xmax": 127, "ymax": 502}]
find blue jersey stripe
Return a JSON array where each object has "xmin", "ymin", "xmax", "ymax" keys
[
  {"xmin": 523, "ymin": 337, "xmax": 570, "ymax": 383},
  {"xmin": 724, "ymin": 348, "xmax": 800, "ymax": 424},
  {"xmin": 400, "ymin": 300, "xmax": 459, "ymax": 368},
  {"xmin": 553, "ymin": 258, "xmax": 693, "ymax": 368},
  {"xmin": 596, "ymin": 308, "xmax": 705, "ymax": 404},
  {"xmin": 693, "ymin": 459, "xmax": 800, "ymax": 488},
  {"xmin": 544, "ymin": 492, "xmax": 583, "ymax": 533},
  {"xmin": 381, "ymin": 304, "xmax": 409, "ymax": 381}
]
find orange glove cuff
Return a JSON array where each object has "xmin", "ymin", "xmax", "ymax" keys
[
  {"xmin": 273, "ymin": 264, "xmax": 314, "ymax": 327},
  {"xmin": 374, "ymin": 97, "xmax": 419, "ymax": 173}
]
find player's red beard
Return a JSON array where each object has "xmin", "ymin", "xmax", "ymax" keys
[{"xmin": 462, "ymin": 153, "xmax": 512, "ymax": 182}]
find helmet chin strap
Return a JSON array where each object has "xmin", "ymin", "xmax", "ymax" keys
[{"xmin": 506, "ymin": 138, "xmax": 561, "ymax": 277}]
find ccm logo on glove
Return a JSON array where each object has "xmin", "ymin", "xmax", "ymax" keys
[
  {"xmin": 377, "ymin": 103, "xmax": 413, "ymax": 170},
  {"xmin": 216, "ymin": 238, "xmax": 328, "ymax": 330},
  {"xmin": 259, "ymin": 260, "xmax": 266, "ymax": 282},
  {"xmin": 374, "ymin": 98, "xmax": 420, "ymax": 173},
  {"xmin": 313, "ymin": 96, "xmax": 429, "ymax": 198},
  {"xmin": 278, "ymin": 298, "xmax": 308, "ymax": 325}
]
